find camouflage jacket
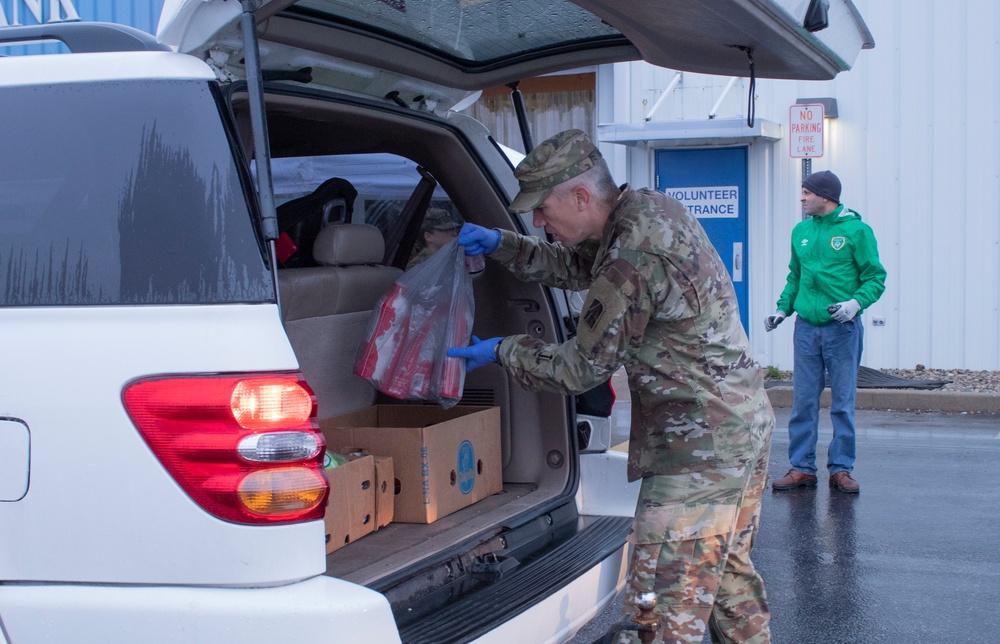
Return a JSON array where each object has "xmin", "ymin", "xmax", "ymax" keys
[
  {"xmin": 490, "ymin": 186, "xmax": 773, "ymax": 480},
  {"xmin": 406, "ymin": 245, "xmax": 433, "ymax": 270}
]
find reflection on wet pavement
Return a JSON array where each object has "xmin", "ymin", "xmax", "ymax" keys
[{"xmin": 590, "ymin": 403, "xmax": 1000, "ymax": 643}]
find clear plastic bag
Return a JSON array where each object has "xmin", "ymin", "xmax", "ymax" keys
[{"xmin": 354, "ymin": 240, "xmax": 474, "ymax": 408}]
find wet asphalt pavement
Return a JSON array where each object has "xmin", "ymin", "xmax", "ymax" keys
[{"xmin": 570, "ymin": 407, "xmax": 1000, "ymax": 643}]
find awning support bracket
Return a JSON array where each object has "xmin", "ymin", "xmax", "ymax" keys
[
  {"xmin": 644, "ymin": 72, "xmax": 682, "ymax": 122},
  {"xmin": 708, "ymin": 77, "xmax": 739, "ymax": 120}
]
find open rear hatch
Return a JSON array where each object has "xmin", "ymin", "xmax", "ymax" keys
[{"xmin": 160, "ymin": 0, "xmax": 874, "ymax": 104}]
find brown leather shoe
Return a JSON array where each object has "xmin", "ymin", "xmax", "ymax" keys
[
  {"xmin": 772, "ymin": 469, "xmax": 818, "ymax": 490},
  {"xmin": 829, "ymin": 471, "xmax": 860, "ymax": 493}
]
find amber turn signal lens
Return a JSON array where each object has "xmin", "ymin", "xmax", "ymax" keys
[{"xmin": 237, "ymin": 467, "xmax": 327, "ymax": 516}]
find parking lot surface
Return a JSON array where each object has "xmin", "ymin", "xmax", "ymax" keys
[{"xmin": 571, "ymin": 408, "xmax": 1000, "ymax": 643}]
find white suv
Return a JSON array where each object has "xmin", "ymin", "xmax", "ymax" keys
[{"xmin": 0, "ymin": 2, "xmax": 870, "ymax": 642}]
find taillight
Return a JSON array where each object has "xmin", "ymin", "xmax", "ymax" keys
[
  {"xmin": 231, "ymin": 380, "xmax": 312, "ymax": 430},
  {"xmin": 122, "ymin": 373, "xmax": 329, "ymax": 525}
]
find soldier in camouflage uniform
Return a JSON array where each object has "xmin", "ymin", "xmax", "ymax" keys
[
  {"xmin": 406, "ymin": 207, "xmax": 463, "ymax": 270},
  {"xmin": 449, "ymin": 130, "xmax": 774, "ymax": 643}
]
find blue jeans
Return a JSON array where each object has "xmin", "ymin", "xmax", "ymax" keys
[{"xmin": 787, "ymin": 316, "xmax": 864, "ymax": 475}]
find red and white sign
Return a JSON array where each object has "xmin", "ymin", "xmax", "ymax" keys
[{"xmin": 789, "ymin": 104, "xmax": 825, "ymax": 158}]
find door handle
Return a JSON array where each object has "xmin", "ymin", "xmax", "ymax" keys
[{"xmin": 732, "ymin": 242, "xmax": 743, "ymax": 282}]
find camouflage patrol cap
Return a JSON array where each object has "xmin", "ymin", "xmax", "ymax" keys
[
  {"xmin": 422, "ymin": 208, "xmax": 462, "ymax": 231},
  {"xmin": 508, "ymin": 129, "xmax": 603, "ymax": 214}
]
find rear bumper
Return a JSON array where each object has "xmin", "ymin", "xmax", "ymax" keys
[
  {"xmin": 0, "ymin": 576, "xmax": 400, "ymax": 644},
  {"xmin": 469, "ymin": 546, "xmax": 630, "ymax": 644}
]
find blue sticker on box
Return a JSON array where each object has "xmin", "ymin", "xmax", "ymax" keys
[{"xmin": 457, "ymin": 440, "xmax": 475, "ymax": 495}]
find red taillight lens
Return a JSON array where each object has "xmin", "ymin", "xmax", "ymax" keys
[
  {"xmin": 231, "ymin": 380, "xmax": 313, "ymax": 430},
  {"xmin": 122, "ymin": 373, "xmax": 329, "ymax": 525}
]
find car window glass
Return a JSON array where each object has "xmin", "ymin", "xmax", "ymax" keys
[
  {"xmin": 270, "ymin": 153, "xmax": 463, "ymax": 268},
  {"xmin": 0, "ymin": 81, "xmax": 272, "ymax": 307},
  {"xmin": 285, "ymin": 0, "xmax": 621, "ymax": 64}
]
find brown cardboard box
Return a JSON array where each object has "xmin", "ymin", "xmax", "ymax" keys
[
  {"xmin": 321, "ymin": 406, "xmax": 502, "ymax": 524},
  {"xmin": 373, "ymin": 455, "xmax": 395, "ymax": 529},
  {"xmin": 322, "ymin": 454, "xmax": 375, "ymax": 554}
]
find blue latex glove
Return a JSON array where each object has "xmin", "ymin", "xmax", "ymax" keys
[
  {"xmin": 448, "ymin": 336, "xmax": 502, "ymax": 372},
  {"xmin": 457, "ymin": 223, "xmax": 500, "ymax": 256}
]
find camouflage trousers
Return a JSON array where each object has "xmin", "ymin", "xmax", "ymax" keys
[{"xmin": 619, "ymin": 445, "xmax": 772, "ymax": 644}]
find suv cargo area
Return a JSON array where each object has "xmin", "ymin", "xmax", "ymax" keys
[{"xmin": 233, "ymin": 86, "xmax": 629, "ymax": 634}]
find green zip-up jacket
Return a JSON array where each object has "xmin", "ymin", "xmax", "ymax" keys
[{"xmin": 776, "ymin": 204, "xmax": 886, "ymax": 325}]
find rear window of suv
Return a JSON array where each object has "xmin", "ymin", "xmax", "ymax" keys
[
  {"xmin": 0, "ymin": 80, "xmax": 273, "ymax": 306},
  {"xmin": 287, "ymin": 0, "xmax": 622, "ymax": 64}
]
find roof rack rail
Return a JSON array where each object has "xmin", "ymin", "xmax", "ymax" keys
[{"xmin": 0, "ymin": 22, "xmax": 170, "ymax": 53}]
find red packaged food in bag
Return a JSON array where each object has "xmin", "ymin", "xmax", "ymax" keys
[
  {"xmin": 354, "ymin": 240, "xmax": 474, "ymax": 408},
  {"xmin": 354, "ymin": 282, "xmax": 410, "ymax": 384}
]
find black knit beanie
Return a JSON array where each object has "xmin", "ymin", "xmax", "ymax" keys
[{"xmin": 802, "ymin": 170, "xmax": 842, "ymax": 203}]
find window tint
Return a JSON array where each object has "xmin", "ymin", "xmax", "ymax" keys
[{"xmin": 0, "ymin": 81, "xmax": 273, "ymax": 306}]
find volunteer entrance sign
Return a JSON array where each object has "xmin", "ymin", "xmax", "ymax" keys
[
  {"xmin": 790, "ymin": 103, "xmax": 825, "ymax": 158},
  {"xmin": 663, "ymin": 186, "xmax": 739, "ymax": 218}
]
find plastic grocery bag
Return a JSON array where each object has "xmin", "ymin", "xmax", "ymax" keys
[{"xmin": 354, "ymin": 240, "xmax": 474, "ymax": 408}]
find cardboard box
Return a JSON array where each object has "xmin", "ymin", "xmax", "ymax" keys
[
  {"xmin": 332, "ymin": 450, "xmax": 395, "ymax": 530},
  {"xmin": 322, "ymin": 454, "xmax": 375, "ymax": 554},
  {"xmin": 321, "ymin": 406, "xmax": 502, "ymax": 524},
  {"xmin": 373, "ymin": 455, "xmax": 395, "ymax": 529}
]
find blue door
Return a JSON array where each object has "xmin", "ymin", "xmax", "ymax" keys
[{"xmin": 656, "ymin": 147, "xmax": 749, "ymax": 332}]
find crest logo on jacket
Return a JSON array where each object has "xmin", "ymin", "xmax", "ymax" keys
[
  {"xmin": 830, "ymin": 236, "xmax": 846, "ymax": 250},
  {"xmin": 800, "ymin": 239, "xmax": 809, "ymax": 247}
]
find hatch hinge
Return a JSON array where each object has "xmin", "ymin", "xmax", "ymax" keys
[{"xmin": 206, "ymin": 47, "xmax": 240, "ymax": 82}]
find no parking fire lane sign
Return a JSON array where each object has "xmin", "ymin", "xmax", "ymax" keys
[{"xmin": 790, "ymin": 103, "xmax": 825, "ymax": 158}]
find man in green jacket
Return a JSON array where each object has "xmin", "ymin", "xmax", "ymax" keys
[{"xmin": 765, "ymin": 171, "xmax": 886, "ymax": 493}]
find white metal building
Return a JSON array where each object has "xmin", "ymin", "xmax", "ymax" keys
[{"xmin": 594, "ymin": 0, "xmax": 1000, "ymax": 372}]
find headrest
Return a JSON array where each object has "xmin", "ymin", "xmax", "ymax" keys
[{"xmin": 312, "ymin": 224, "xmax": 385, "ymax": 266}]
